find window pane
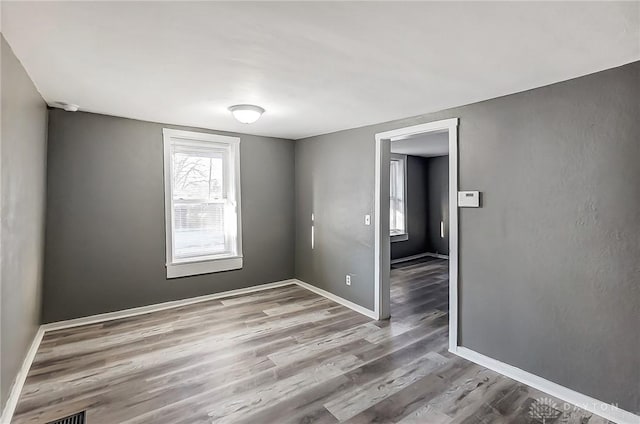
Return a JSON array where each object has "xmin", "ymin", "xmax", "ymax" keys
[
  {"xmin": 172, "ymin": 152, "xmax": 224, "ymax": 200},
  {"xmin": 172, "ymin": 148, "xmax": 231, "ymax": 259},
  {"xmin": 390, "ymin": 158, "xmax": 405, "ymax": 235},
  {"xmin": 173, "ymin": 201, "xmax": 227, "ymax": 258},
  {"xmin": 390, "ymin": 160, "xmax": 398, "ymax": 231}
]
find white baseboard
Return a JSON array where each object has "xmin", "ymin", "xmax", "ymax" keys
[
  {"xmin": 9, "ymin": 281, "xmax": 634, "ymax": 424},
  {"xmin": 426, "ymin": 252, "xmax": 449, "ymax": 260},
  {"xmin": 41, "ymin": 278, "xmax": 378, "ymax": 334},
  {"xmin": 0, "ymin": 327, "xmax": 45, "ymax": 424},
  {"xmin": 294, "ymin": 279, "xmax": 378, "ymax": 320},
  {"xmin": 0, "ymin": 278, "xmax": 372, "ymax": 423},
  {"xmin": 42, "ymin": 279, "xmax": 298, "ymax": 332},
  {"xmin": 1, "ymin": 279, "xmax": 299, "ymax": 423},
  {"xmin": 390, "ymin": 252, "xmax": 449, "ymax": 265},
  {"xmin": 452, "ymin": 346, "xmax": 639, "ymax": 424}
]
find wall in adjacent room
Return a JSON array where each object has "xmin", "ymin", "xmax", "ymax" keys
[
  {"xmin": 294, "ymin": 61, "xmax": 640, "ymax": 412},
  {"xmin": 43, "ymin": 110, "xmax": 295, "ymax": 322},
  {"xmin": 425, "ymin": 155, "xmax": 449, "ymax": 256},
  {"xmin": 390, "ymin": 154, "xmax": 450, "ymax": 260},
  {"xmin": 390, "ymin": 155, "xmax": 429, "ymax": 260},
  {"xmin": 0, "ymin": 35, "xmax": 48, "ymax": 411}
]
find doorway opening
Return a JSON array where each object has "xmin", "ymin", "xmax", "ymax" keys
[{"xmin": 374, "ymin": 118, "xmax": 459, "ymax": 351}]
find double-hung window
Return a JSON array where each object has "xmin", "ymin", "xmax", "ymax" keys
[
  {"xmin": 163, "ymin": 129, "xmax": 242, "ymax": 278},
  {"xmin": 390, "ymin": 154, "xmax": 407, "ymax": 241}
]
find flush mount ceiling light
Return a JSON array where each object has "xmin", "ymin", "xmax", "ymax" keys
[{"xmin": 228, "ymin": 104, "xmax": 265, "ymax": 124}]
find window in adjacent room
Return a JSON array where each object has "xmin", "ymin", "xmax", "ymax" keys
[
  {"xmin": 390, "ymin": 154, "xmax": 408, "ymax": 242},
  {"xmin": 163, "ymin": 129, "xmax": 242, "ymax": 278}
]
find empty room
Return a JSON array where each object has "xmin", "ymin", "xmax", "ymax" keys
[{"xmin": 1, "ymin": 2, "xmax": 639, "ymax": 424}]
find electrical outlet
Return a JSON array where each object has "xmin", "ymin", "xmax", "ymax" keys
[
  {"xmin": 364, "ymin": 214, "xmax": 371, "ymax": 225},
  {"xmin": 345, "ymin": 275, "xmax": 351, "ymax": 286}
]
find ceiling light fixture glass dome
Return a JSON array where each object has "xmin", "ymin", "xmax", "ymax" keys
[{"xmin": 228, "ymin": 104, "xmax": 265, "ymax": 124}]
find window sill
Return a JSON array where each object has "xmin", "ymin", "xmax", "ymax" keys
[
  {"xmin": 166, "ymin": 256, "xmax": 243, "ymax": 278},
  {"xmin": 391, "ymin": 233, "xmax": 408, "ymax": 243}
]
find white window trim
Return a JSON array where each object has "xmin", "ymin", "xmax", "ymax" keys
[
  {"xmin": 163, "ymin": 128, "xmax": 243, "ymax": 279},
  {"xmin": 390, "ymin": 153, "xmax": 408, "ymax": 242},
  {"xmin": 391, "ymin": 233, "xmax": 409, "ymax": 243}
]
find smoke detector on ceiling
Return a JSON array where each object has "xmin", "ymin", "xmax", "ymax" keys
[{"xmin": 54, "ymin": 102, "xmax": 79, "ymax": 112}]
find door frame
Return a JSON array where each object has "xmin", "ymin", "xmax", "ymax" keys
[{"xmin": 374, "ymin": 118, "xmax": 459, "ymax": 351}]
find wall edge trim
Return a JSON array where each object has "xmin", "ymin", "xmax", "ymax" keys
[
  {"xmin": 38, "ymin": 277, "xmax": 377, "ymax": 334},
  {"xmin": 390, "ymin": 252, "xmax": 449, "ymax": 265},
  {"xmin": 0, "ymin": 276, "xmax": 375, "ymax": 424},
  {"xmin": 41, "ymin": 279, "xmax": 298, "ymax": 332},
  {"xmin": 2, "ymin": 282, "xmax": 634, "ymax": 423},
  {"xmin": 451, "ymin": 346, "xmax": 639, "ymax": 424},
  {"xmin": 294, "ymin": 279, "xmax": 378, "ymax": 320},
  {"xmin": 0, "ymin": 327, "xmax": 45, "ymax": 424}
]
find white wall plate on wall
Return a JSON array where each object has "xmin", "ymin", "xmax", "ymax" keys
[{"xmin": 458, "ymin": 191, "xmax": 480, "ymax": 207}]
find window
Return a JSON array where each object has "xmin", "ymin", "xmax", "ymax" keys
[
  {"xmin": 390, "ymin": 154, "xmax": 407, "ymax": 241},
  {"xmin": 163, "ymin": 129, "xmax": 242, "ymax": 278}
]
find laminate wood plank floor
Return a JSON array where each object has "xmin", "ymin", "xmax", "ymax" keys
[{"xmin": 13, "ymin": 258, "xmax": 610, "ymax": 423}]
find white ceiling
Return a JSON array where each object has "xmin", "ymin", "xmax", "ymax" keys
[
  {"xmin": 391, "ymin": 131, "xmax": 449, "ymax": 158},
  {"xmin": 2, "ymin": 2, "xmax": 638, "ymax": 140}
]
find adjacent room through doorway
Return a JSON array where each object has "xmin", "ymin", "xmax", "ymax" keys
[
  {"xmin": 388, "ymin": 129, "xmax": 451, "ymax": 334},
  {"xmin": 374, "ymin": 118, "xmax": 458, "ymax": 350}
]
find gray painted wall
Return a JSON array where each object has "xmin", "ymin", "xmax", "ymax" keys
[
  {"xmin": 0, "ymin": 35, "xmax": 48, "ymax": 410},
  {"xmin": 43, "ymin": 110, "xmax": 295, "ymax": 323},
  {"xmin": 425, "ymin": 155, "xmax": 449, "ymax": 256},
  {"xmin": 390, "ymin": 156, "xmax": 429, "ymax": 260},
  {"xmin": 295, "ymin": 61, "xmax": 640, "ymax": 412},
  {"xmin": 295, "ymin": 124, "xmax": 376, "ymax": 309}
]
